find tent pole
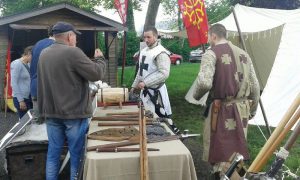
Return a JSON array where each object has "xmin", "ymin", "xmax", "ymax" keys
[{"xmin": 232, "ymin": 7, "xmax": 272, "ymax": 137}]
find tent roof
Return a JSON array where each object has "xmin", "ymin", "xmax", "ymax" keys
[{"xmin": 219, "ymin": 4, "xmax": 288, "ymax": 32}]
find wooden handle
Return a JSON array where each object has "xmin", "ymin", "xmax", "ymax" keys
[
  {"xmin": 248, "ymin": 92, "xmax": 300, "ymax": 172},
  {"xmin": 92, "ymin": 116, "xmax": 154, "ymax": 121},
  {"xmin": 106, "ymin": 112, "xmax": 139, "ymax": 116},
  {"xmin": 284, "ymin": 119, "xmax": 300, "ymax": 150},
  {"xmin": 252, "ymin": 108, "xmax": 300, "ymax": 172},
  {"xmin": 139, "ymin": 104, "xmax": 149, "ymax": 180},
  {"xmin": 107, "ymin": 114, "xmax": 139, "ymax": 118},
  {"xmin": 96, "ymin": 147, "xmax": 159, "ymax": 152},
  {"xmin": 87, "ymin": 140, "xmax": 139, "ymax": 152},
  {"xmin": 98, "ymin": 122, "xmax": 153, "ymax": 126}
]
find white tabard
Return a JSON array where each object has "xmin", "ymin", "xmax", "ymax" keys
[{"xmin": 137, "ymin": 44, "xmax": 172, "ymax": 117}]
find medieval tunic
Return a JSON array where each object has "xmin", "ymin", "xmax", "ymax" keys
[
  {"xmin": 132, "ymin": 41, "xmax": 172, "ymax": 117},
  {"xmin": 193, "ymin": 40, "xmax": 260, "ymax": 164}
]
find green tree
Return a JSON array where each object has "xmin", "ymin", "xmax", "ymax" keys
[
  {"xmin": 205, "ymin": 0, "xmax": 232, "ymax": 24},
  {"xmin": 118, "ymin": 31, "xmax": 139, "ymax": 66},
  {"xmin": 143, "ymin": 0, "xmax": 161, "ymax": 30},
  {"xmin": 160, "ymin": 0, "xmax": 233, "ymax": 28},
  {"xmin": 0, "ymin": 0, "xmax": 102, "ymax": 16}
]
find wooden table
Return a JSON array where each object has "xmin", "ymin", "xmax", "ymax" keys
[{"xmin": 83, "ymin": 105, "xmax": 197, "ymax": 180}]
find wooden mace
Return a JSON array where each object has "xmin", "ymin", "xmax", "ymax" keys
[{"xmin": 248, "ymin": 92, "xmax": 300, "ymax": 172}]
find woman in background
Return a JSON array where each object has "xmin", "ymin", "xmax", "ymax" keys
[{"xmin": 11, "ymin": 45, "xmax": 33, "ymax": 119}]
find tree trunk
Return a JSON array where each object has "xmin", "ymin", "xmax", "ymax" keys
[
  {"xmin": 143, "ymin": 0, "xmax": 161, "ymax": 31},
  {"xmin": 177, "ymin": 8, "xmax": 182, "ymax": 31},
  {"xmin": 127, "ymin": 0, "xmax": 136, "ymax": 32}
]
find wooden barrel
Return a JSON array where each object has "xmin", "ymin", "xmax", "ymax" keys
[{"xmin": 97, "ymin": 88, "xmax": 129, "ymax": 103}]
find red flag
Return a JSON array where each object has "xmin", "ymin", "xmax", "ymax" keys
[
  {"xmin": 4, "ymin": 41, "xmax": 12, "ymax": 98},
  {"xmin": 114, "ymin": 0, "xmax": 128, "ymax": 25},
  {"xmin": 178, "ymin": 0, "xmax": 209, "ymax": 47}
]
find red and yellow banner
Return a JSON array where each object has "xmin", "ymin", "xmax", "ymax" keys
[
  {"xmin": 114, "ymin": 0, "xmax": 128, "ymax": 25},
  {"xmin": 178, "ymin": 0, "xmax": 209, "ymax": 47},
  {"xmin": 4, "ymin": 41, "xmax": 12, "ymax": 98},
  {"xmin": 4, "ymin": 41, "xmax": 17, "ymax": 112}
]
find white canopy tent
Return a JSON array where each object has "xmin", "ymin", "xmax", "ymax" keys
[
  {"xmin": 218, "ymin": 4, "xmax": 300, "ymax": 128},
  {"xmin": 183, "ymin": 4, "xmax": 300, "ymax": 128}
]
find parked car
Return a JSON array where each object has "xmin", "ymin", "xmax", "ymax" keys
[
  {"xmin": 133, "ymin": 50, "xmax": 183, "ymax": 65},
  {"xmin": 168, "ymin": 51, "xmax": 183, "ymax": 65},
  {"xmin": 189, "ymin": 48, "xmax": 204, "ymax": 63}
]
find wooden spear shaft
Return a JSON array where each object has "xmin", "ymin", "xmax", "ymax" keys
[
  {"xmin": 266, "ymin": 119, "xmax": 300, "ymax": 178},
  {"xmin": 92, "ymin": 116, "xmax": 154, "ymax": 121},
  {"xmin": 248, "ymin": 92, "xmax": 300, "ymax": 172},
  {"xmin": 106, "ymin": 112, "xmax": 139, "ymax": 117},
  {"xmin": 284, "ymin": 119, "xmax": 300, "ymax": 150},
  {"xmin": 96, "ymin": 147, "xmax": 159, "ymax": 153},
  {"xmin": 253, "ymin": 108, "xmax": 300, "ymax": 172},
  {"xmin": 139, "ymin": 103, "xmax": 149, "ymax": 180},
  {"xmin": 87, "ymin": 135, "xmax": 179, "ymax": 152},
  {"xmin": 106, "ymin": 114, "xmax": 139, "ymax": 118},
  {"xmin": 106, "ymin": 112, "xmax": 139, "ymax": 116},
  {"xmin": 98, "ymin": 122, "xmax": 154, "ymax": 126}
]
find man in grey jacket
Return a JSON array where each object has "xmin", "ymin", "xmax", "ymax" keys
[{"xmin": 37, "ymin": 21, "xmax": 106, "ymax": 180}]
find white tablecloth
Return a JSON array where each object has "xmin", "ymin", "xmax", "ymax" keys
[{"xmin": 84, "ymin": 105, "xmax": 197, "ymax": 180}]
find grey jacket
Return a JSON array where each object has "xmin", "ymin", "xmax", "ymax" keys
[
  {"xmin": 37, "ymin": 42, "xmax": 106, "ymax": 119},
  {"xmin": 11, "ymin": 58, "xmax": 31, "ymax": 102}
]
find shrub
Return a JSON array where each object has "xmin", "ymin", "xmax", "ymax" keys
[
  {"xmin": 118, "ymin": 31, "xmax": 140, "ymax": 66},
  {"xmin": 161, "ymin": 38, "xmax": 194, "ymax": 62}
]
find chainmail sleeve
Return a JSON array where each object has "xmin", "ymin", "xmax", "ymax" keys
[
  {"xmin": 193, "ymin": 50, "xmax": 216, "ymax": 100},
  {"xmin": 131, "ymin": 70, "xmax": 140, "ymax": 88},
  {"xmin": 248, "ymin": 62, "xmax": 260, "ymax": 117},
  {"xmin": 143, "ymin": 52, "xmax": 170, "ymax": 87}
]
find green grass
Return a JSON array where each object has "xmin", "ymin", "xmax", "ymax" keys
[{"xmin": 118, "ymin": 63, "xmax": 300, "ymax": 178}]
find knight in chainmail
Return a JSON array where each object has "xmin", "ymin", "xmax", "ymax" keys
[
  {"xmin": 131, "ymin": 27, "xmax": 171, "ymax": 117},
  {"xmin": 130, "ymin": 27, "xmax": 180, "ymax": 134}
]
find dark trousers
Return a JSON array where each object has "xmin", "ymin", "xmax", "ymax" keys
[{"xmin": 13, "ymin": 97, "xmax": 33, "ymax": 119}]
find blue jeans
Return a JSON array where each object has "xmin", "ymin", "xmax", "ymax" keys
[
  {"xmin": 46, "ymin": 118, "xmax": 88, "ymax": 180},
  {"xmin": 13, "ymin": 97, "xmax": 33, "ymax": 119}
]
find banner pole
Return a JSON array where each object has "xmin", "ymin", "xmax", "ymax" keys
[{"xmin": 4, "ymin": 75, "xmax": 8, "ymax": 118}]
